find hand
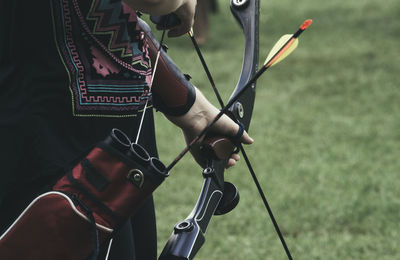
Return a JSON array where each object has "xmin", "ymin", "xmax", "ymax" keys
[
  {"xmin": 167, "ymin": 88, "xmax": 254, "ymax": 168},
  {"xmin": 153, "ymin": 0, "xmax": 197, "ymax": 37},
  {"xmin": 167, "ymin": 0, "xmax": 196, "ymax": 37},
  {"xmin": 126, "ymin": 0, "xmax": 197, "ymax": 37},
  {"xmin": 182, "ymin": 110, "xmax": 253, "ymax": 169}
]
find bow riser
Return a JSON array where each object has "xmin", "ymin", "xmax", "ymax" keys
[
  {"xmin": 159, "ymin": 162, "xmax": 225, "ymax": 260},
  {"xmin": 159, "ymin": 0, "xmax": 259, "ymax": 259}
]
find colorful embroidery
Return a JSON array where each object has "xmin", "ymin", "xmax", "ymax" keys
[{"xmin": 51, "ymin": 0, "xmax": 152, "ymax": 117}]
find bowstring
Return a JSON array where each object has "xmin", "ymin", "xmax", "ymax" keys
[{"xmin": 135, "ymin": 23, "xmax": 167, "ymax": 144}]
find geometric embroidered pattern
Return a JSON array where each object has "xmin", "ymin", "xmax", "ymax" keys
[{"xmin": 51, "ymin": 0, "xmax": 152, "ymax": 117}]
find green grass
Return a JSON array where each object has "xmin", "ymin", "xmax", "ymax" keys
[{"xmin": 148, "ymin": 0, "xmax": 400, "ymax": 259}]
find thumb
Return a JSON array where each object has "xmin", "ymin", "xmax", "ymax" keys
[
  {"xmin": 212, "ymin": 114, "xmax": 254, "ymax": 145},
  {"xmin": 240, "ymin": 130, "xmax": 254, "ymax": 145}
]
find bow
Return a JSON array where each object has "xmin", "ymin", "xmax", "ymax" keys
[
  {"xmin": 159, "ymin": 0, "xmax": 264, "ymax": 259},
  {"xmin": 150, "ymin": 1, "xmax": 312, "ymax": 259}
]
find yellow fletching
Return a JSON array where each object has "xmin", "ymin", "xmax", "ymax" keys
[{"xmin": 264, "ymin": 34, "xmax": 299, "ymax": 67}]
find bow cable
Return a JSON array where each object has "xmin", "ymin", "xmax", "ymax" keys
[{"xmin": 187, "ymin": 29, "xmax": 225, "ymax": 108}]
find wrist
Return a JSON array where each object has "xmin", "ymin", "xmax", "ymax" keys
[{"xmin": 166, "ymin": 87, "xmax": 218, "ymax": 131}]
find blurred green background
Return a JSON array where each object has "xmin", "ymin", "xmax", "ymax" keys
[{"xmin": 148, "ymin": 0, "xmax": 400, "ymax": 259}]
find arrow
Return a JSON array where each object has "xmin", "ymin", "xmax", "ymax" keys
[{"xmin": 165, "ymin": 19, "xmax": 313, "ymax": 173}]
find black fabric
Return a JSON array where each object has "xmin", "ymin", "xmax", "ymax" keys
[
  {"xmin": 131, "ymin": 196, "xmax": 158, "ymax": 260},
  {"xmin": 0, "ymin": 1, "xmax": 158, "ymax": 259},
  {"xmin": 98, "ymin": 196, "xmax": 157, "ymax": 260}
]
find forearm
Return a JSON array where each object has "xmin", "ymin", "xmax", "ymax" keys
[{"xmin": 124, "ymin": 0, "xmax": 185, "ymax": 15}]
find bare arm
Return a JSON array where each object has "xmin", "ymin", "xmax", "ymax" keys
[{"xmin": 124, "ymin": 0, "xmax": 196, "ymax": 37}]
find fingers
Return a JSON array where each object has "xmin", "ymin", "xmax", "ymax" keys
[
  {"xmin": 167, "ymin": 22, "xmax": 192, "ymax": 38},
  {"xmin": 226, "ymin": 154, "xmax": 240, "ymax": 169},
  {"xmin": 155, "ymin": 17, "xmax": 191, "ymax": 38},
  {"xmin": 231, "ymin": 153, "xmax": 240, "ymax": 161},
  {"xmin": 166, "ymin": 1, "xmax": 195, "ymax": 38}
]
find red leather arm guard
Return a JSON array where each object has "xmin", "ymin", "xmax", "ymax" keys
[{"xmin": 139, "ymin": 18, "xmax": 196, "ymax": 116}]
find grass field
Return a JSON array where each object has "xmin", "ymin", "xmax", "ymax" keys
[{"xmin": 148, "ymin": 0, "xmax": 400, "ymax": 259}]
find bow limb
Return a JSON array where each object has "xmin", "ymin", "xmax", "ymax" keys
[
  {"xmin": 158, "ymin": 1, "xmax": 259, "ymax": 259},
  {"xmin": 228, "ymin": 0, "xmax": 259, "ymax": 129}
]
